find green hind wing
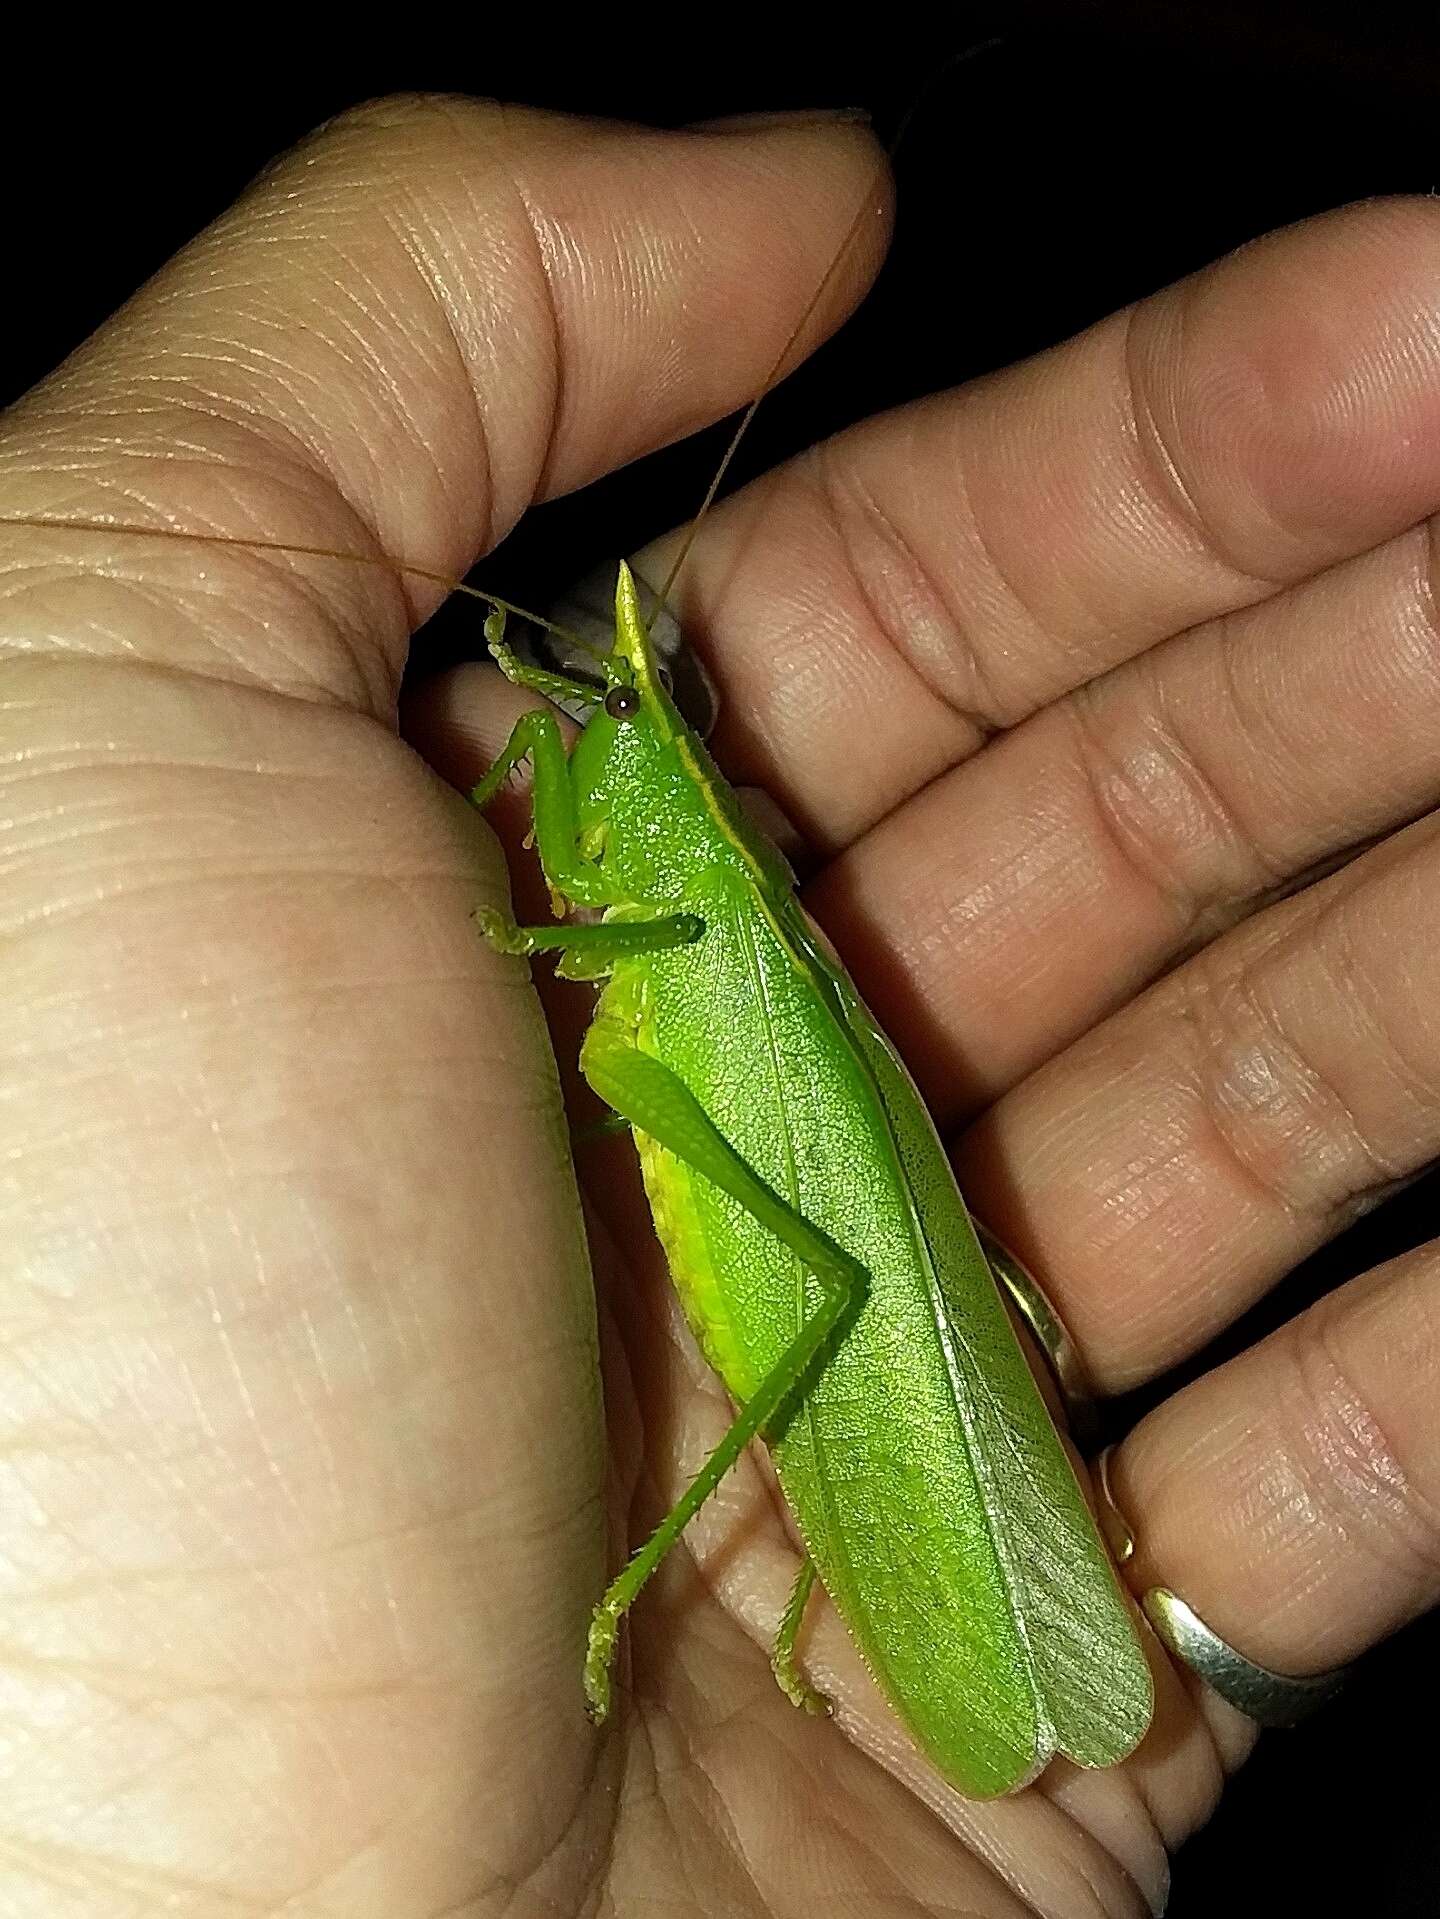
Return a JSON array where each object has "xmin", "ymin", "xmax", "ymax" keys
[{"xmin": 787, "ymin": 910, "xmax": 1154, "ymax": 1769}]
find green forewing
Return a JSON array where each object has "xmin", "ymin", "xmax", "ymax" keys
[
  {"xmin": 610, "ymin": 864, "xmax": 1151, "ymax": 1796},
  {"xmin": 801, "ymin": 913, "xmax": 1155, "ymax": 1773}
]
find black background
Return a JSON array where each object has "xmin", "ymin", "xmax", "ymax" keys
[{"xmin": 6, "ymin": 6, "xmax": 1438, "ymax": 1913}]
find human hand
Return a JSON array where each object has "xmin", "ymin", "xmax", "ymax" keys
[{"xmin": 3, "ymin": 96, "xmax": 1437, "ymax": 1918}]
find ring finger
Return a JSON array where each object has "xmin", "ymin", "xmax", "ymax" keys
[{"xmin": 1108, "ymin": 1232, "xmax": 1440, "ymax": 1745}]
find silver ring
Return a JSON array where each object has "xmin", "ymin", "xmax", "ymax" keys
[{"xmin": 1094, "ymin": 1448, "xmax": 1348, "ymax": 1728}]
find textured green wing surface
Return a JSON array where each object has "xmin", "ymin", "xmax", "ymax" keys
[
  {"xmin": 625, "ymin": 881, "xmax": 1151, "ymax": 1792},
  {"xmin": 824, "ymin": 960, "xmax": 1155, "ymax": 1770}
]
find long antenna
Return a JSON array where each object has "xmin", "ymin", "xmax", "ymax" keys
[
  {"xmin": 649, "ymin": 175, "xmax": 887, "ymax": 619},
  {"xmin": 0, "ymin": 513, "xmax": 600, "ymax": 659},
  {"xmin": 649, "ymin": 41, "xmax": 1002, "ymax": 626}
]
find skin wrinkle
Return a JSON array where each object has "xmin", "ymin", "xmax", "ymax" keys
[
  {"xmin": 607, "ymin": 219, "xmax": 683, "ymax": 403},
  {"xmin": 814, "ymin": 443, "xmax": 996, "ymax": 747},
  {"xmin": 1144, "ymin": 847, "xmax": 1438, "ymax": 1246},
  {"xmin": 0, "ymin": 670, "xmax": 403, "ymax": 798},
  {"xmin": 1188, "ymin": 620, "xmax": 1298, "ymax": 875},
  {"xmin": 1036, "ymin": 1782, "xmax": 1164, "ymax": 1919},
  {"xmin": 157, "ymin": 512, "xmax": 404, "ymax": 720},
  {"xmin": 1299, "ymin": 1293, "xmax": 1440, "ymax": 1589},
  {"xmin": 2, "ymin": 1490, "xmax": 562, "ymax": 1623},
  {"xmin": 300, "ymin": 240, "xmax": 414, "ymax": 391},
  {"xmin": 380, "ymin": 217, "xmax": 497, "ymax": 564},
  {"xmin": 78, "ymin": 371, "xmax": 399, "ymax": 583},
  {"xmin": 1046, "ymin": 1762, "xmax": 1178, "ymax": 1919},
  {"xmin": 1068, "ymin": 661, "xmax": 1285, "ymax": 938},
  {"xmin": 7, "ymin": 1037, "xmax": 513, "ymax": 1160},
  {"xmin": 632, "ymin": 1734, "xmax": 724, "ymax": 1919},
  {"xmin": 0, "ymin": 863, "xmax": 398, "ymax": 938},
  {"xmin": 0, "ymin": 518, "xmax": 402, "ymax": 716},
  {"xmin": 1415, "ymin": 517, "xmax": 1440, "ymax": 668},
  {"xmin": 968, "ymin": 1798, "xmax": 1136, "ymax": 1919},
  {"xmin": 1061, "ymin": 696, "xmax": 1213, "ymax": 939},
  {"xmin": 651, "ymin": 210, "xmax": 713, "ymax": 409},
  {"xmin": 0, "ymin": 1836, "xmax": 253, "ymax": 1914},
  {"xmin": 1117, "ymin": 296, "xmax": 1272, "ymax": 600},
  {"xmin": 121, "ymin": 326, "xmax": 364, "ymax": 450},
  {"xmin": 669, "ymin": 1737, "xmax": 778, "ymax": 1919},
  {"xmin": 940, "ymin": 417, "xmax": 1067, "ymax": 729},
  {"xmin": 926, "ymin": 1787, "xmax": 1132, "ymax": 1919},
  {"xmin": 1320, "ymin": 888, "xmax": 1440, "ymax": 1140},
  {"xmin": 1183, "ymin": 964, "xmax": 1360, "ymax": 1226},
  {"xmin": 297, "ymin": 243, "xmax": 465, "ymax": 519},
  {"xmin": 489, "ymin": 1647, "xmax": 614, "ymax": 1919},
  {"xmin": 503, "ymin": 172, "xmax": 570, "ymax": 510}
]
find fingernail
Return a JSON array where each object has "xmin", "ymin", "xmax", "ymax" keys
[{"xmin": 688, "ymin": 107, "xmax": 872, "ymax": 135}]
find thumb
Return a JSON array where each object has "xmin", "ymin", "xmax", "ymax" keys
[{"xmin": 0, "ymin": 95, "xmax": 888, "ymax": 713}]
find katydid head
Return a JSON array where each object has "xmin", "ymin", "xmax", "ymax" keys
[
  {"xmin": 567, "ymin": 561, "xmax": 688, "ymax": 789},
  {"xmin": 604, "ymin": 562, "xmax": 685, "ymax": 729},
  {"xmin": 562, "ymin": 557, "xmax": 793, "ymax": 902}
]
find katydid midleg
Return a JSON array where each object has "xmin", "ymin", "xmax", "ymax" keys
[{"xmin": 471, "ymin": 563, "xmax": 1154, "ymax": 1798}]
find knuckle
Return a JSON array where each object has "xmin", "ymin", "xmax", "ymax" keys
[
  {"xmin": 1065, "ymin": 672, "xmax": 1282, "ymax": 941},
  {"xmin": 1176, "ymin": 938, "xmax": 1403, "ymax": 1226},
  {"xmin": 808, "ymin": 445, "xmax": 1001, "ymax": 737},
  {"xmin": 1277, "ymin": 1289, "xmax": 1440, "ymax": 1593}
]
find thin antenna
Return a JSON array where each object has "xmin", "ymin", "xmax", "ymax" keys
[
  {"xmin": 0, "ymin": 513, "xmax": 600, "ymax": 659},
  {"xmin": 649, "ymin": 39, "xmax": 1004, "ymax": 627},
  {"xmin": 648, "ymin": 173, "xmax": 885, "ymax": 622}
]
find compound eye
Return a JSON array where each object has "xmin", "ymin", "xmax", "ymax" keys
[{"xmin": 604, "ymin": 685, "xmax": 641, "ymax": 721}]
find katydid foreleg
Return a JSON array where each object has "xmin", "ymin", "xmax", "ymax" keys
[{"xmin": 468, "ymin": 707, "xmax": 626, "ymax": 910}]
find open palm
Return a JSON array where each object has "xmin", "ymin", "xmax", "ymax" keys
[{"xmin": 4, "ymin": 100, "xmax": 1438, "ymax": 1919}]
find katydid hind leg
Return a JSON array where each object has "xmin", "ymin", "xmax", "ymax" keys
[
  {"xmin": 772, "ymin": 1555, "xmax": 827, "ymax": 1715},
  {"xmin": 578, "ymin": 1027, "xmax": 868, "ymax": 1723}
]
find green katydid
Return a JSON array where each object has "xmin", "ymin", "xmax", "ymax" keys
[{"xmin": 470, "ymin": 561, "xmax": 1154, "ymax": 1799}]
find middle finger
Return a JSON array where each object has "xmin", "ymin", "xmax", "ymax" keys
[{"xmin": 958, "ymin": 806, "xmax": 1440, "ymax": 1390}]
